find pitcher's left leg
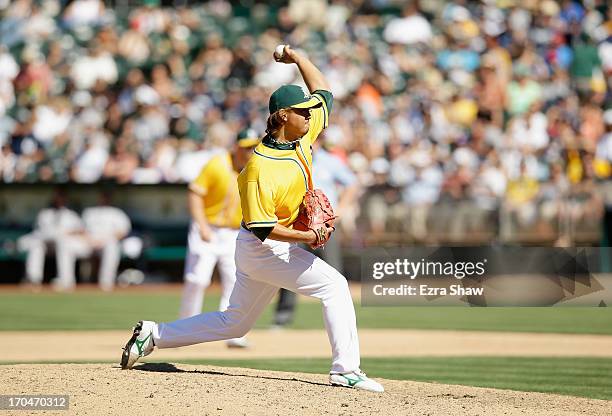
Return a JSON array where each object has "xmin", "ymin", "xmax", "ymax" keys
[
  {"xmin": 246, "ymin": 244, "xmax": 359, "ymax": 373},
  {"xmin": 293, "ymin": 251, "xmax": 360, "ymax": 374},
  {"xmin": 283, "ymin": 247, "xmax": 383, "ymax": 392}
]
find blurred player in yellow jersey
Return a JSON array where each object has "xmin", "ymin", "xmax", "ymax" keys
[{"xmin": 179, "ymin": 129, "xmax": 259, "ymax": 348}]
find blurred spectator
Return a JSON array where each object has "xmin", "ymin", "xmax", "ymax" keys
[
  {"xmin": 0, "ymin": 45, "xmax": 18, "ymax": 116},
  {"xmin": 63, "ymin": 0, "xmax": 105, "ymax": 28},
  {"xmin": 402, "ymin": 154, "xmax": 443, "ymax": 241},
  {"xmin": 14, "ymin": 49, "xmax": 52, "ymax": 104},
  {"xmin": 594, "ymin": 110, "xmax": 611, "ymax": 179},
  {"xmin": 384, "ymin": 2, "xmax": 432, "ymax": 45},
  {"xmin": 32, "ymin": 97, "xmax": 72, "ymax": 146},
  {"xmin": 118, "ymin": 27, "xmax": 150, "ymax": 66},
  {"xmin": 103, "ymin": 136, "xmax": 139, "ymax": 183},
  {"xmin": 311, "ymin": 137, "xmax": 359, "ymax": 269},
  {"xmin": 471, "ymin": 151, "xmax": 507, "ymax": 215},
  {"xmin": 363, "ymin": 157, "xmax": 401, "ymax": 239},
  {"xmin": 570, "ymin": 33, "xmax": 602, "ymax": 95},
  {"xmin": 508, "ymin": 103, "xmax": 550, "ymax": 151},
  {"xmin": 437, "ymin": 163, "xmax": 473, "ymax": 241},
  {"xmin": 71, "ymin": 133, "xmax": 109, "ymax": 183},
  {"xmin": 70, "ymin": 42, "xmax": 118, "ymax": 90},
  {"xmin": 474, "ymin": 58, "xmax": 506, "ymax": 126},
  {"xmin": 506, "ymin": 65, "xmax": 543, "ymax": 117},
  {"xmin": 502, "ymin": 161, "xmax": 541, "ymax": 240},
  {"xmin": 0, "ymin": 144, "xmax": 17, "ymax": 182}
]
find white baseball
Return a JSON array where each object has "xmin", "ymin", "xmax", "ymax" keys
[{"xmin": 275, "ymin": 44, "xmax": 287, "ymax": 59}]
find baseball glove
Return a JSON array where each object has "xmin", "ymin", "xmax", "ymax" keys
[{"xmin": 293, "ymin": 189, "xmax": 337, "ymax": 249}]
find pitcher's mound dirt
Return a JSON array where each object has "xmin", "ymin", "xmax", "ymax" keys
[{"xmin": 1, "ymin": 364, "xmax": 610, "ymax": 416}]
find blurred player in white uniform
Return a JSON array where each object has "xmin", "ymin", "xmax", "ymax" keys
[
  {"xmin": 179, "ymin": 129, "xmax": 260, "ymax": 348},
  {"xmin": 17, "ymin": 188, "xmax": 82, "ymax": 289},
  {"xmin": 55, "ymin": 191, "xmax": 131, "ymax": 291}
]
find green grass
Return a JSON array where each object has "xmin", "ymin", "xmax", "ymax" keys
[
  {"xmin": 169, "ymin": 356, "xmax": 612, "ymax": 401},
  {"xmin": 0, "ymin": 291, "xmax": 611, "ymax": 333}
]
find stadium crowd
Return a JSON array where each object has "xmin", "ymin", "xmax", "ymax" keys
[{"xmin": 0, "ymin": 0, "xmax": 611, "ymax": 242}]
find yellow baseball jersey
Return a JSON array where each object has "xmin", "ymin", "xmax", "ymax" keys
[
  {"xmin": 189, "ymin": 152, "xmax": 242, "ymax": 229},
  {"xmin": 238, "ymin": 90, "xmax": 332, "ymax": 229}
]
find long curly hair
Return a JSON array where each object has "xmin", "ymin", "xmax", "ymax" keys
[{"xmin": 265, "ymin": 111, "xmax": 286, "ymax": 136}]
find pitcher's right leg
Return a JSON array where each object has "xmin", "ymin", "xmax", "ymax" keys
[{"xmin": 121, "ymin": 272, "xmax": 278, "ymax": 368}]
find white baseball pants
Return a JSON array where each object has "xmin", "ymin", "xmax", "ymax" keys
[
  {"xmin": 17, "ymin": 233, "xmax": 47, "ymax": 284},
  {"xmin": 179, "ymin": 223, "xmax": 239, "ymax": 318},
  {"xmin": 154, "ymin": 227, "xmax": 360, "ymax": 373},
  {"xmin": 55, "ymin": 236, "xmax": 121, "ymax": 290}
]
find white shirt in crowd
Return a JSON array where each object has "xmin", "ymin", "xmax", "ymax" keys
[
  {"xmin": 63, "ymin": 0, "xmax": 104, "ymax": 26},
  {"xmin": 32, "ymin": 105, "xmax": 72, "ymax": 146},
  {"xmin": 596, "ymin": 132, "xmax": 612, "ymax": 162},
  {"xmin": 509, "ymin": 112, "xmax": 549, "ymax": 151},
  {"xmin": 72, "ymin": 137, "xmax": 109, "ymax": 183},
  {"xmin": 70, "ymin": 51, "xmax": 118, "ymax": 90},
  {"xmin": 383, "ymin": 13, "xmax": 432, "ymax": 45}
]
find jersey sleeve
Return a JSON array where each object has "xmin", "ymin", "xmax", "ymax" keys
[
  {"xmin": 241, "ymin": 178, "xmax": 278, "ymax": 228},
  {"xmin": 304, "ymin": 90, "xmax": 333, "ymax": 145},
  {"xmin": 189, "ymin": 157, "xmax": 219, "ymax": 196}
]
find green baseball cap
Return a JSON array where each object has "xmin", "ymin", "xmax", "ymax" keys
[
  {"xmin": 268, "ymin": 85, "xmax": 322, "ymax": 114},
  {"xmin": 236, "ymin": 128, "xmax": 260, "ymax": 148}
]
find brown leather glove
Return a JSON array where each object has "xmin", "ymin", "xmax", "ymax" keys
[{"xmin": 293, "ymin": 189, "xmax": 337, "ymax": 249}]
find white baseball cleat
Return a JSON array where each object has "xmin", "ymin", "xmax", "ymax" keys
[
  {"xmin": 330, "ymin": 369, "xmax": 385, "ymax": 393},
  {"xmin": 226, "ymin": 336, "xmax": 249, "ymax": 349},
  {"xmin": 121, "ymin": 320, "xmax": 156, "ymax": 369},
  {"xmin": 50, "ymin": 278, "xmax": 75, "ymax": 292}
]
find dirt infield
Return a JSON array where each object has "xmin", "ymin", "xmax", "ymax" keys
[
  {"xmin": 1, "ymin": 364, "xmax": 610, "ymax": 416},
  {"xmin": 3, "ymin": 329, "xmax": 612, "ymax": 363}
]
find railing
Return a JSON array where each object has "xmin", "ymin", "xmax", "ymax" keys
[
  {"xmin": 351, "ymin": 181, "xmax": 611, "ymax": 247},
  {"xmin": 0, "ymin": 182, "xmax": 609, "ymax": 249}
]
